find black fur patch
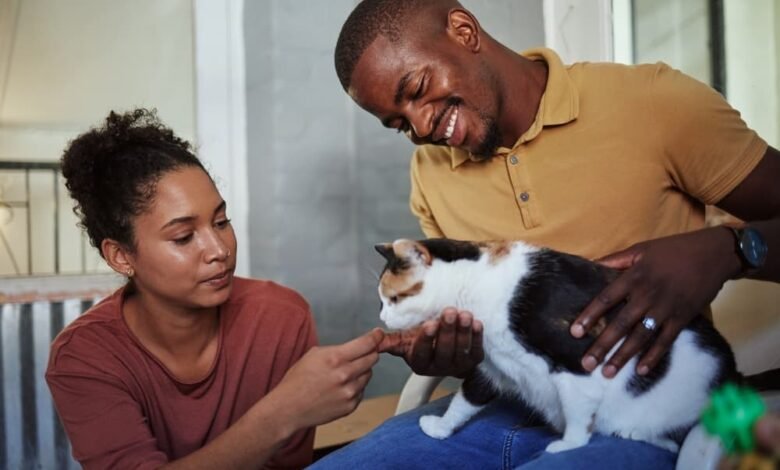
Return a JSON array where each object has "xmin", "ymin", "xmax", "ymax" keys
[
  {"xmin": 507, "ymin": 249, "xmax": 623, "ymax": 375},
  {"xmin": 688, "ymin": 316, "xmax": 739, "ymax": 388},
  {"xmin": 626, "ymin": 350, "xmax": 671, "ymax": 396},
  {"xmin": 419, "ymin": 238, "xmax": 481, "ymax": 262},
  {"xmin": 375, "ymin": 247, "xmax": 411, "ymax": 276},
  {"xmin": 461, "ymin": 368, "xmax": 499, "ymax": 406},
  {"xmin": 627, "ymin": 317, "xmax": 736, "ymax": 396},
  {"xmin": 663, "ymin": 425, "xmax": 693, "ymax": 446}
]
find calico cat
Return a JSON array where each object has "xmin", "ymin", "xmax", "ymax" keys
[{"xmin": 375, "ymin": 238, "xmax": 738, "ymax": 453}]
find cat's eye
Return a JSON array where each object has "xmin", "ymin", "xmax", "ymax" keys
[{"xmin": 390, "ymin": 295, "xmax": 398, "ymax": 303}]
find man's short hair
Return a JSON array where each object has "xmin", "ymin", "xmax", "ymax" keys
[{"xmin": 334, "ymin": 0, "xmax": 432, "ymax": 91}]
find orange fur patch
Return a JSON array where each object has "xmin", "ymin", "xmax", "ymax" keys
[
  {"xmin": 380, "ymin": 269, "xmax": 423, "ymax": 301},
  {"xmin": 484, "ymin": 241, "xmax": 511, "ymax": 264}
]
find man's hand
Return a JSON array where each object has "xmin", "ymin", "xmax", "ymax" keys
[
  {"xmin": 570, "ymin": 227, "xmax": 741, "ymax": 378},
  {"xmin": 379, "ymin": 308, "xmax": 484, "ymax": 378}
]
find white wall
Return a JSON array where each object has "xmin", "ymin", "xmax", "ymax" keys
[
  {"xmin": 0, "ymin": 0, "xmax": 196, "ymax": 158},
  {"xmin": 632, "ymin": 0, "xmax": 712, "ymax": 84},
  {"xmin": 0, "ymin": 0, "xmax": 196, "ymax": 276},
  {"xmin": 724, "ymin": 0, "xmax": 779, "ymax": 145},
  {"xmin": 543, "ymin": 0, "xmax": 613, "ymax": 63}
]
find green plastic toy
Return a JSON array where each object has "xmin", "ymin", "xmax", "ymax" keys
[{"xmin": 701, "ymin": 383, "xmax": 767, "ymax": 454}]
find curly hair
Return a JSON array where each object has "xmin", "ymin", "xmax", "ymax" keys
[
  {"xmin": 61, "ymin": 108, "xmax": 207, "ymax": 255},
  {"xmin": 334, "ymin": 0, "xmax": 456, "ymax": 91}
]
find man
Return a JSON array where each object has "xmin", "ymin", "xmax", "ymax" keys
[{"xmin": 316, "ymin": 0, "xmax": 780, "ymax": 468}]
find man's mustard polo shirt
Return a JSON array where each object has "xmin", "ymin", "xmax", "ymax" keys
[{"xmin": 409, "ymin": 48, "xmax": 767, "ymax": 260}]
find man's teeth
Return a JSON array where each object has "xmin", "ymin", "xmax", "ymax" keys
[{"xmin": 444, "ymin": 107, "xmax": 458, "ymax": 140}]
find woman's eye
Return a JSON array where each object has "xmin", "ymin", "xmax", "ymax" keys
[
  {"xmin": 173, "ymin": 234, "xmax": 193, "ymax": 245},
  {"xmin": 215, "ymin": 218, "xmax": 232, "ymax": 229}
]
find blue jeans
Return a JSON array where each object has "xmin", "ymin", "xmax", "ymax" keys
[{"xmin": 310, "ymin": 395, "xmax": 676, "ymax": 469}]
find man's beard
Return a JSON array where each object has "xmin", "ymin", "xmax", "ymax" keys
[{"xmin": 470, "ymin": 113, "xmax": 502, "ymax": 160}]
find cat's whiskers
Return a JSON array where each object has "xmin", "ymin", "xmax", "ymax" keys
[{"xmin": 364, "ymin": 265, "xmax": 381, "ymax": 281}]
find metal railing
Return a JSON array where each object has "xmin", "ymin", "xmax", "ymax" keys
[{"xmin": 0, "ymin": 161, "xmax": 81, "ymax": 277}]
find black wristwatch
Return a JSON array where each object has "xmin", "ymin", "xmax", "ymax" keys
[{"xmin": 728, "ymin": 226, "xmax": 768, "ymax": 275}]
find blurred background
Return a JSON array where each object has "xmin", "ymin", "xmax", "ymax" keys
[{"xmin": 0, "ymin": 0, "xmax": 778, "ymax": 467}]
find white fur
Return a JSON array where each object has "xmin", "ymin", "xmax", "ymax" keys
[{"xmin": 379, "ymin": 241, "xmax": 722, "ymax": 453}]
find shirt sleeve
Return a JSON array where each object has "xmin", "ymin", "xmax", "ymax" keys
[
  {"xmin": 410, "ymin": 149, "xmax": 445, "ymax": 238},
  {"xmin": 46, "ymin": 334, "xmax": 168, "ymax": 470},
  {"xmin": 649, "ymin": 63, "xmax": 768, "ymax": 205}
]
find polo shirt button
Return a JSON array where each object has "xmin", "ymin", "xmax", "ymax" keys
[
  {"xmin": 509, "ymin": 156, "xmax": 519, "ymax": 165},
  {"xmin": 519, "ymin": 192, "xmax": 530, "ymax": 202}
]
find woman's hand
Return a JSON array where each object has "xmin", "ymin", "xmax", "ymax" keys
[
  {"xmin": 269, "ymin": 328, "xmax": 383, "ymax": 430},
  {"xmin": 379, "ymin": 308, "xmax": 484, "ymax": 378},
  {"xmin": 570, "ymin": 227, "xmax": 741, "ymax": 378}
]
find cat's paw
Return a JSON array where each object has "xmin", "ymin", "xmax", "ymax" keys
[
  {"xmin": 545, "ymin": 439, "xmax": 586, "ymax": 454},
  {"xmin": 419, "ymin": 415, "xmax": 454, "ymax": 440}
]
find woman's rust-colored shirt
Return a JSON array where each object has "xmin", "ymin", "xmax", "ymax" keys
[{"xmin": 46, "ymin": 277, "xmax": 317, "ymax": 469}]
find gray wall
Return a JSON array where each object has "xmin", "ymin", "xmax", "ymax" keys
[{"xmin": 244, "ymin": 0, "xmax": 544, "ymax": 397}]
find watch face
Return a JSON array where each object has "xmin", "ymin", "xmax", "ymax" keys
[{"xmin": 741, "ymin": 228, "xmax": 768, "ymax": 268}]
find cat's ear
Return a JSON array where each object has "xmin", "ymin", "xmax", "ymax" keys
[
  {"xmin": 374, "ymin": 243, "xmax": 395, "ymax": 262},
  {"xmin": 391, "ymin": 239, "xmax": 433, "ymax": 266},
  {"xmin": 412, "ymin": 241, "xmax": 432, "ymax": 266}
]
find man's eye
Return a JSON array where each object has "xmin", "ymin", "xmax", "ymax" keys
[{"xmin": 413, "ymin": 79, "xmax": 424, "ymax": 99}]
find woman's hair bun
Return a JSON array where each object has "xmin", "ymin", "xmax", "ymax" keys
[{"xmin": 61, "ymin": 108, "xmax": 205, "ymax": 253}]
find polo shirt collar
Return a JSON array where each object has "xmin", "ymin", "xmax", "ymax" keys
[{"xmin": 450, "ymin": 47, "xmax": 580, "ymax": 169}]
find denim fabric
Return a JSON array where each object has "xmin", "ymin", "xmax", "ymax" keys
[{"xmin": 309, "ymin": 395, "xmax": 677, "ymax": 469}]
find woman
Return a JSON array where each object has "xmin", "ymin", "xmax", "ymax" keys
[{"xmin": 45, "ymin": 109, "xmax": 383, "ymax": 469}]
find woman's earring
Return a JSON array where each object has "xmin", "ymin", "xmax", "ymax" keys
[{"xmin": 126, "ymin": 269, "xmax": 134, "ymax": 278}]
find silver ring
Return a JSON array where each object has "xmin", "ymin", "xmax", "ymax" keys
[{"xmin": 641, "ymin": 317, "xmax": 657, "ymax": 332}]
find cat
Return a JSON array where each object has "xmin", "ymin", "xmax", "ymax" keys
[{"xmin": 375, "ymin": 238, "xmax": 738, "ymax": 453}]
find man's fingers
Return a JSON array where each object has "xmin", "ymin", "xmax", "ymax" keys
[
  {"xmin": 581, "ymin": 298, "xmax": 647, "ymax": 372},
  {"xmin": 453, "ymin": 313, "xmax": 473, "ymax": 365},
  {"xmin": 601, "ymin": 318, "xmax": 658, "ymax": 378},
  {"xmin": 636, "ymin": 319, "xmax": 683, "ymax": 375},
  {"xmin": 572, "ymin": 275, "xmax": 632, "ymax": 338},
  {"xmin": 408, "ymin": 322, "xmax": 436, "ymax": 369},
  {"xmin": 595, "ymin": 247, "xmax": 642, "ymax": 270},
  {"xmin": 431, "ymin": 310, "xmax": 458, "ymax": 369},
  {"xmin": 469, "ymin": 320, "xmax": 485, "ymax": 363}
]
